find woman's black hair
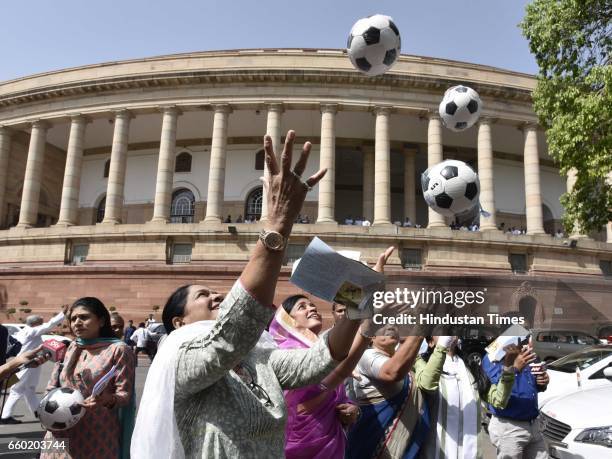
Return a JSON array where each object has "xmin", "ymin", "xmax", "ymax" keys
[
  {"xmin": 70, "ymin": 297, "xmax": 115, "ymax": 338},
  {"xmin": 281, "ymin": 294, "xmax": 308, "ymax": 315},
  {"xmin": 162, "ymin": 285, "xmax": 192, "ymax": 334}
]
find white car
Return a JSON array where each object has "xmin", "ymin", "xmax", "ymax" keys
[
  {"xmin": 539, "ymin": 345, "xmax": 612, "ymax": 408},
  {"xmin": 540, "ymin": 377, "xmax": 612, "ymax": 458}
]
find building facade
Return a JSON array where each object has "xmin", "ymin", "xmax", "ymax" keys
[{"xmin": 0, "ymin": 49, "xmax": 610, "ymax": 324}]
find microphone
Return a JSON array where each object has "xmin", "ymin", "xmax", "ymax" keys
[{"xmin": 20, "ymin": 339, "xmax": 68, "ymax": 370}]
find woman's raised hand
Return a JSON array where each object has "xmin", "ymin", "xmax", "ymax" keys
[{"xmin": 263, "ymin": 130, "xmax": 326, "ymax": 234}]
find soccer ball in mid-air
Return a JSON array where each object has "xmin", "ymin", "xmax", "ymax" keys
[
  {"xmin": 438, "ymin": 85, "xmax": 482, "ymax": 132},
  {"xmin": 421, "ymin": 160, "xmax": 480, "ymax": 217},
  {"xmin": 347, "ymin": 14, "xmax": 401, "ymax": 76},
  {"xmin": 38, "ymin": 387, "xmax": 85, "ymax": 431}
]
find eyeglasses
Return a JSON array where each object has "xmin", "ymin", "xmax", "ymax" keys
[{"xmin": 234, "ymin": 363, "xmax": 274, "ymax": 408}]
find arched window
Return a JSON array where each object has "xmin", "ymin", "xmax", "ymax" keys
[
  {"xmin": 245, "ymin": 187, "xmax": 263, "ymax": 221},
  {"xmin": 170, "ymin": 189, "xmax": 195, "ymax": 223},
  {"xmin": 175, "ymin": 152, "xmax": 192, "ymax": 173},
  {"xmin": 255, "ymin": 149, "xmax": 264, "ymax": 171},
  {"xmin": 103, "ymin": 159, "xmax": 111, "ymax": 178},
  {"xmin": 96, "ymin": 196, "xmax": 106, "ymax": 223}
]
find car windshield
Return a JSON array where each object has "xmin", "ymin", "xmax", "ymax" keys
[{"xmin": 548, "ymin": 347, "xmax": 612, "ymax": 373}]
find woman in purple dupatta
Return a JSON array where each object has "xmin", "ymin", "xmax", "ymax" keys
[{"xmin": 269, "ymin": 296, "xmax": 359, "ymax": 459}]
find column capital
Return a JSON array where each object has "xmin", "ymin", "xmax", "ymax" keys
[
  {"xmin": 70, "ymin": 114, "xmax": 92, "ymax": 124},
  {"xmin": 426, "ymin": 109, "xmax": 441, "ymax": 121},
  {"xmin": 158, "ymin": 105, "xmax": 183, "ymax": 116},
  {"xmin": 519, "ymin": 121, "xmax": 540, "ymax": 132},
  {"xmin": 212, "ymin": 104, "xmax": 233, "ymax": 114},
  {"xmin": 30, "ymin": 119, "xmax": 50, "ymax": 131},
  {"xmin": 113, "ymin": 109, "xmax": 133, "ymax": 120},
  {"xmin": 477, "ymin": 116, "xmax": 497, "ymax": 127},
  {"xmin": 265, "ymin": 102, "xmax": 284, "ymax": 113},
  {"xmin": 372, "ymin": 106, "xmax": 393, "ymax": 116},
  {"xmin": 320, "ymin": 103, "xmax": 338, "ymax": 115},
  {"xmin": 402, "ymin": 143, "xmax": 419, "ymax": 155},
  {"xmin": 0, "ymin": 125, "xmax": 14, "ymax": 137}
]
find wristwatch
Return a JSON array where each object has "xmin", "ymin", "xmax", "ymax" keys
[{"xmin": 259, "ymin": 229, "xmax": 286, "ymax": 251}]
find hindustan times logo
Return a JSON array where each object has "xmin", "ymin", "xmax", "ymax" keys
[{"xmin": 372, "ymin": 288, "xmax": 487, "ymax": 309}]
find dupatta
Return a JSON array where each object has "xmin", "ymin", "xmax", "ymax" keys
[{"xmin": 269, "ymin": 308, "xmax": 350, "ymax": 459}]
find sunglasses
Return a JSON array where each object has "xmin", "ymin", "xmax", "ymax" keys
[{"xmin": 234, "ymin": 363, "xmax": 274, "ymax": 408}]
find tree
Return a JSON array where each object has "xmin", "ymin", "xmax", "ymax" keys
[{"xmin": 521, "ymin": 0, "xmax": 611, "ymax": 234}]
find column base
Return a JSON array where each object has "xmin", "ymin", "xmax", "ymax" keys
[
  {"xmin": 316, "ymin": 218, "xmax": 336, "ymax": 224},
  {"xmin": 99, "ymin": 219, "xmax": 121, "ymax": 225},
  {"xmin": 147, "ymin": 218, "xmax": 169, "ymax": 225},
  {"xmin": 202, "ymin": 217, "xmax": 222, "ymax": 224},
  {"xmin": 372, "ymin": 220, "xmax": 393, "ymax": 227},
  {"xmin": 54, "ymin": 221, "xmax": 75, "ymax": 227},
  {"xmin": 479, "ymin": 224, "xmax": 499, "ymax": 232}
]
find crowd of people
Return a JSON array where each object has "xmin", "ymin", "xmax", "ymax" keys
[{"xmin": 0, "ymin": 130, "xmax": 553, "ymax": 459}]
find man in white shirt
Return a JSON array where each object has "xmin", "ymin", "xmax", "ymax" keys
[
  {"xmin": 362, "ymin": 219, "xmax": 371, "ymax": 227},
  {"xmin": 1, "ymin": 305, "xmax": 67, "ymax": 424},
  {"xmin": 131, "ymin": 322, "xmax": 153, "ymax": 362}
]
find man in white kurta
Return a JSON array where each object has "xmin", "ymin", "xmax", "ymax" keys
[{"xmin": 0, "ymin": 307, "xmax": 66, "ymax": 424}]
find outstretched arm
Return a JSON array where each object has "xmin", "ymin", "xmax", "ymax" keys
[{"xmin": 175, "ymin": 131, "xmax": 326, "ymax": 398}]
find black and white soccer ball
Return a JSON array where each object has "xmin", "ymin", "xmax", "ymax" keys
[
  {"xmin": 347, "ymin": 14, "xmax": 401, "ymax": 76},
  {"xmin": 38, "ymin": 387, "xmax": 85, "ymax": 431},
  {"xmin": 421, "ymin": 160, "xmax": 480, "ymax": 217},
  {"xmin": 438, "ymin": 85, "xmax": 482, "ymax": 132}
]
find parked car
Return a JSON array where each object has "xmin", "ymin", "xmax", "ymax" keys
[
  {"xmin": 597, "ymin": 324, "xmax": 612, "ymax": 344},
  {"xmin": 146, "ymin": 323, "xmax": 166, "ymax": 358},
  {"xmin": 540, "ymin": 379, "xmax": 612, "ymax": 458},
  {"xmin": 539, "ymin": 345, "xmax": 612, "ymax": 408},
  {"xmin": 532, "ymin": 329, "xmax": 600, "ymax": 363}
]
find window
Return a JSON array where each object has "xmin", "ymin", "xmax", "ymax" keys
[
  {"xmin": 170, "ymin": 189, "xmax": 195, "ymax": 223},
  {"xmin": 255, "ymin": 149, "xmax": 264, "ymax": 171},
  {"xmin": 400, "ymin": 248, "xmax": 422, "ymax": 270},
  {"xmin": 510, "ymin": 254, "xmax": 527, "ymax": 274},
  {"xmin": 96, "ymin": 197, "xmax": 106, "ymax": 223},
  {"xmin": 245, "ymin": 187, "xmax": 263, "ymax": 221},
  {"xmin": 600, "ymin": 260, "xmax": 612, "ymax": 277},
  {"xmin": 72, "ymin": 244, "xmax": 89, "ymax": 265},
  {"xmin": 172, "ymin": 244, "xmax": 192, "ymax": 264},
  {"xmin": 175, "ymin": 152, "xmax": 192, "ymax": 173},
  {"xmin": 103, "ymin": 159, "xmax": 110, "ymax": 178},
  {"xmin": 284, "ymin": 244, "xmax": 306, "ymax": 266}
]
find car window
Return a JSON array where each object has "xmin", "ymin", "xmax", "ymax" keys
[
  {"xmin": 573, "ymin": 334, "xmax": 598, "ymax": 345},
  {"xmin": 549, "ymin": 348, "xmax": 612, "ymax": 373},
  {"xmin": 589, "ymin": 362, "xmax": 612, "ymax": 380}
]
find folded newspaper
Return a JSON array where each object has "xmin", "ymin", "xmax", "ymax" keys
[
  {"xmin": 289, "ymin": 238, "xmax": 384, "ymax": 319},
  {"xmin": 92, "ymin": 365, "xmax": 118, "ymax": 397},
  {"xmin": 485, "ymin": 324, "xmax": 530, "ymax": 362}
]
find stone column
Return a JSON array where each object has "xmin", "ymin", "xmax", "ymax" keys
[
  {"xmin": 317, "ymin": 104, "xmax": 337, "ymax": 223},
  {"xmin": 403, "ymin": 146, "xmax": 417, "ymax": 223},
  {"xmin": 477, "ymin": 118, "xmax": 497, "ymax": 230},
  {"xmin": 57, "ymin": 115, "xmax": 89, "ymax": 226},
  {"xmin": 427, "ymin": 113, "xmax": 447, "ymax": 228},
  {"xmin": 566, "ymin": 167, "xmax": 588, "ymax": 238},
  {"xmin": 151, "ymin": 106, "xmax": 181, "ymax": 223},
  {"xmin": 17, "ymin": 120, "xmax": 49, "ymax": 228},
  {"xmin": 0, "ymin": 127, "xmax": 13, "ymax": 228},
  {"xmin": 362, "ymin": 146, "xmax": 375, "ymax": 222},
  {"xmin": 522, "ymin": 123, "xmax": 545, "ymax": 234},
  {"xmin": 204, "ymin": 104, "xmax": 232, "ymax": 223},
  {"xmin": 260, "ymin": 103, "xmax": 283, "ymax": 221},
  {"xmin": 373, "ymin": 107, "xmax": 392, "ymax": 226},
  {"xmin": 102, "ymin": 110, "xmax": 132, "ymax": 224}
]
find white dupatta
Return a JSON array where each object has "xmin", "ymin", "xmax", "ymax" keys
[{"xmin": 130, "ymin": 321, "xmax": 276, "ymax": 459}]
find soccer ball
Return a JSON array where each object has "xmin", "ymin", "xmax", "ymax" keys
[
  {"xmin": 38, "ymin": 387, "xmax": 85, "ymax": 431},
  {"xmin": 347, "ymin": 14, "xmax": 401, "ymax": 76},
  {"xmin": 421, "ymin": 160, "xmax": 480, "ymax": 217},
  {"xmin": 438, "ymin": 85, "xmax": 482, "ymax": 132}
]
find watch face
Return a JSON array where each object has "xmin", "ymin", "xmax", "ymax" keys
[{"xmin": 265, "ymin": 231, "xmax": 283, "ymax": 250}]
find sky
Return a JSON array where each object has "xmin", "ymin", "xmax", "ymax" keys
[{"xmin": 0, "ymin": 0, "xmax": 538, "ymax": 82}]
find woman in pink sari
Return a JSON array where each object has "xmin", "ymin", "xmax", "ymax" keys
[{"xmin": 269, "ymin": 296, "xmax": 359, "ymax": 458}]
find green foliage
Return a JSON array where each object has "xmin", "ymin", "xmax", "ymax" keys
[
  {"xmin": 521, "ymin": 0, "xmax": 611, "ymax": 233},
  {"xmin": 19, "ymin": 300, "xmax": 29, "ymax": 306},
  {"xmin": 109, "ymin": 306, "xmax": 117, "ymax": 312},
  {"xmin": 6, "ymin": 308, "xmax": 16, "ymax": 315},
  {"xmin": 152, "ymin": 305, "xmax": 160, "ymax": 312},
  {"xmin": 20, "ymin": 308, "xmax": 32, "ymax": 313}
]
